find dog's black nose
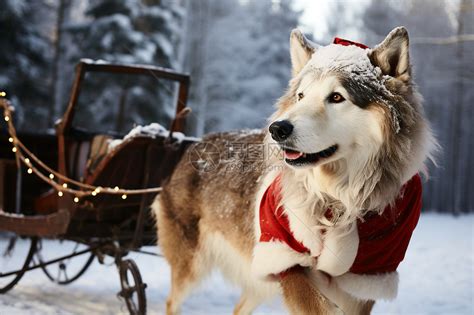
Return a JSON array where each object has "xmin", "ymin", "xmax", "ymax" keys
[{"xmin": 269, "ymin": 120, "xmax": 294, "ymax": 142}]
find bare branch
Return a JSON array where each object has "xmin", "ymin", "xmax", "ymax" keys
[{"xmin": 412, "ymin": 34, "xmax": 474, "ymax": 45}]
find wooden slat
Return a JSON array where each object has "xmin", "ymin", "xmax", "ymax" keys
[{"xmin": 0, "ymin": 209, "xmax": 70, "ymax": 237}]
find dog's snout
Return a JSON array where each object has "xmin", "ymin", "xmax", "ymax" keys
[{"xmin": 269, "ymin": 120, "xmax": 294, "ymax": 142}]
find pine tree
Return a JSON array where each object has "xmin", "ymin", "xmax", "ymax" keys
[
  {"xmin": 66, "ymin": 0, "xmax": 185, "ymax": 134},
  {"xmin": 0, "ymin": 0, "xmax": 52, "ymax": 130}
]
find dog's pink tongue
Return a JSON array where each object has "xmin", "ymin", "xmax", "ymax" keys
[{"xmin": 284, "ymin": 150, "xmax": 303, "ymax": 160}]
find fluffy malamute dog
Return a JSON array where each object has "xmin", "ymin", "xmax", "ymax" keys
[{"xmin": 152, "ymin": 27, "xmax": 436, "ymax": 314}]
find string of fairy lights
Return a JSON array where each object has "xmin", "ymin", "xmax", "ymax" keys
[{"xmin": 0, "ymin": 94, "xmax": 162, "ymax": 204}]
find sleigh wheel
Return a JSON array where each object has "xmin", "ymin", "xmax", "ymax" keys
[
  {"xmin": 35, "ymin": 239, "xmax": 95, "ymax": 285},
  {"xmin": 0, "ymin": 235, "xmax": 37, "ymax": 293},
  {"xmin": 118, "ymin": 259, "xmax": 147, "ymax": 315}
]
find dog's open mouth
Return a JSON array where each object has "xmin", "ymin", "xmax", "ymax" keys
[{"xmin": 283, "ymin": 145, "xmax": 338, "ymax": 166}]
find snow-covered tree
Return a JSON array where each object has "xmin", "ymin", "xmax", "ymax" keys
[
  {"xmin": 66, "ymin": 0, "xmax": 185, "ymax": 134},
  {"xmin": 0, "ymin": 0, "xmax": 52, "ymax": 130},
  {"xmin": 184, "ymin": 0, "xmax": 301, "ymax": 134},
  {"xmin": 361, "ymin": 0, "xmax": 474, "ymax": 213}
]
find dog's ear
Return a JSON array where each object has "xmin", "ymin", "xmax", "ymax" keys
[
  {"xmin": 290, "ymin": 29, "xmax": 317, "ymax": 76},
  {"xmin": 369, "ymin": 26, "xmax": 411, "ymax": 82}
]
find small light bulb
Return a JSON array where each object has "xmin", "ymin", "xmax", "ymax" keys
[
  {"xmin": 114, "ymin": 186, "xmax": 119, "ymax": 191},
  {"xmin": 62, "ymin": 183, "xmax": 68, "ymax": 188},
  {"xmin": 0, "ymin": 91, "xmax": 6, "ymax": 97},
  {"xmin": 24, "ymin": 158, "xmax": 30, "ymax": 164},
  {"xmin": 74, "ymin": 197, "xmax": 79, "ymax": 203},
  {"xmin": 58, "ymin": 191, "xmax": 63, "ymax": 197},
  {"xmin": 121, "ymin": 194, "xmax": 127, "ymax": 200},
  {"xmin": 27, "ymin": 168, "xmax": 32, "ymax": 174},
  {"xmin": 49, "ymin": 173, "xmax": 54, "ymax": 179},
  {"xmin": 12, "ymin": 147, "xmax": 17, "ymax": 152},
  {"xmin": 8, "ymin": 137, "xmax": 13, "ymax": 143},
  {"xmin": 4, "ymin": 116, "xmax": 9, "ymax": 122},
  {"xmin": 91, "ymin": 191, "xmax": 97, "ymax": 196}
]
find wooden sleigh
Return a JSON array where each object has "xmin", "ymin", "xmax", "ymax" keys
[{"xmin": 0, "ymin": 60, "xmax": 197, "ymax": 314}]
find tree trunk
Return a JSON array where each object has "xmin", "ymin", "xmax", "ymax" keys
[
  {"xmin": 452, "ymin": 0, "xmax": 470, "ymax": 214},
  {"xmin": 49, "ymin": 0, "xmax": 68, "ymax": 127},
  {"xmin": 184, "ymin": 0, "xmax": 211, "ymax": 136}
]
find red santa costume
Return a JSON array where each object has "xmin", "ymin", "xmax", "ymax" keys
[{"xmin": 252, "ymin": 171, "xmax": 422, "ymax": 300}]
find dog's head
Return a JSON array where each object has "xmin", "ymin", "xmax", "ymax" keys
[
  {"xmin": 269, "ymin": 27, "xmax": 436, "ymax": 210},
  {"xmin": 270, "ymin": 27, "xmax": 413, "ymax": 169}
]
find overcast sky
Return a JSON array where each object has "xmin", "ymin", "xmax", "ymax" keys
[{"xmin": 295, "ymin": 0, "xmax": 370, "ymax": 43}]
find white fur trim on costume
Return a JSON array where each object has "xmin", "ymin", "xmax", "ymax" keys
[
  {"xmin": 335, "ymin": 272, "xmax": 399, "ymax": 301},
  {"xmin": 251, "ymin": 241, "xmax": 314, "ymax": 279},
  {"xmin": 316, "ymin": 224, "xmax": 359, "ymax": 277}
]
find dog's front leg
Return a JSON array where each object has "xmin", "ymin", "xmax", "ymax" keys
[{"xmin": 279, "ymin": 266, "xmax": 334, "ymax": 315}]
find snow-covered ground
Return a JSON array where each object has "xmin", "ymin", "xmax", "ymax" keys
[{"xmin": 1, "ymin": 213, "xmax": 473, "ymax": 315}]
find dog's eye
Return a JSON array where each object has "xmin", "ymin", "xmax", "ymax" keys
[
  {"xmin": 328, "ymin": 92, "xmax": 345, "ymax": 103},
  {"xmin": 297, "ymin": 92, "xmax": 304, "ymax": 101}
]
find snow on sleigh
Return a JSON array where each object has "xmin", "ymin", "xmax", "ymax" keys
[{"xmin": 0, "ymin": 59, "xmax": 197, "ymax": 314}]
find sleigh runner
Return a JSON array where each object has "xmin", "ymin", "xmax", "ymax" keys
[{"xmin": 0, "ymin": 59, "xmax": 197, "ymax": 315}]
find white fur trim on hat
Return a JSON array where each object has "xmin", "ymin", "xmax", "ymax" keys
[{"xmin": 251, "ymin": 241, "xmax": 314, "ymax": 279}]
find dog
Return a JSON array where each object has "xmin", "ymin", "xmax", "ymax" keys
[{"xmin": 152, "ymin": 26, "xmax": 436, "ymax": 314}]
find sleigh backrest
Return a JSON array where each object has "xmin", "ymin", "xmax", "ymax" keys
[
  {"xmin": 77, "ymin": 134, "xmax": 196, "ymax": 223},
  {"xmin": 56, "ymin": 59, "xmax": 190, "ymax": 182}
]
